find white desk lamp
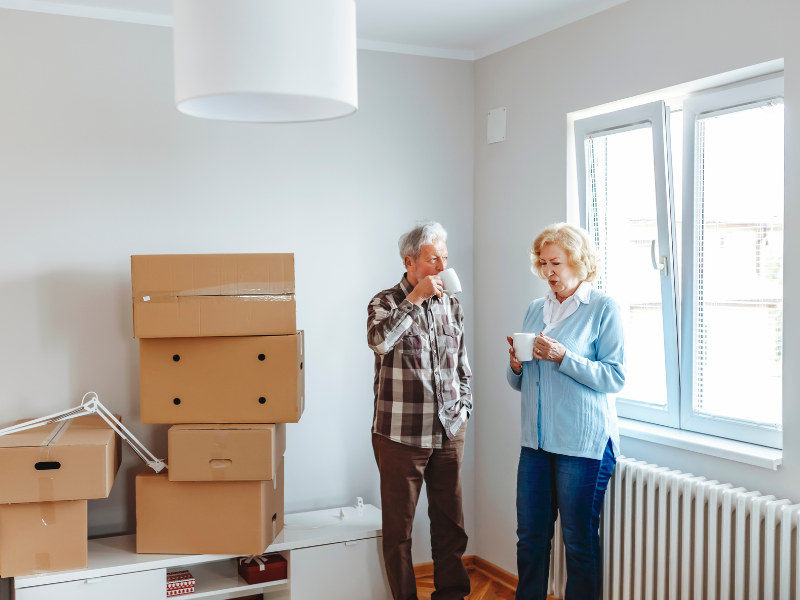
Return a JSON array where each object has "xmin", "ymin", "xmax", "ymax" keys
[{"xmin": 0, "ymin": 392, "xmax": 167, "ymax": 473}]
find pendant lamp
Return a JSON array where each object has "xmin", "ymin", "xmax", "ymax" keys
[{"xmin": 173, "ymin": 0, "xmax": 358, "ymax": 123}]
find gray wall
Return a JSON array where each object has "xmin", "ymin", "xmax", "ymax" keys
[
  {"xmin": 472, "ymin": 0, "xmax": 799, "ymax": 573},
  {"xmin": 0, "ymin": 9, "xmax": 475, "ymax": 563}
]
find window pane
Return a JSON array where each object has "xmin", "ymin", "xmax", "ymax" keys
[
  {"xmin": 587, "ymin": 126, "xmax": 668, "ymax": 406},
  {"xmin": 693, "ymin": 101, "xmax": 784, "ymax": 427},
  {"xmin": 670, "ymin": 110, "xmax": 683, "ymax": 287}
]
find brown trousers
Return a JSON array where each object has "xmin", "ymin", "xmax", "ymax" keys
[{"xmin": 372, "ymin": 427, "xmax": 470, "ymax": 600}]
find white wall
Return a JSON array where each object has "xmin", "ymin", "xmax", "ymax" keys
[
  {"xmin": 0, "ymin": 9, "xmax": 475, "ymax": 563},
  {"xmin": 472, "ymin": 0, "xmax": 800, "ymax": 573}
]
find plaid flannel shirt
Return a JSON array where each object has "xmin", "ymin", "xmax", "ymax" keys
[{"xmin": 367, "ymin": 274, "xmax": 473, "ymax": 448}]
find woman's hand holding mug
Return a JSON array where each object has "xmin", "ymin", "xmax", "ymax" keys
[
  {"xmin": 507, "ymin": 333, "xmax": 567, "ymax": 372},
  {"xmin": 507, "ymin": 336, "xmax": 523, "ymax": 375},
  {"xmin": 533, "ymin": 334, "xmax": 566, "ymax": 364}
]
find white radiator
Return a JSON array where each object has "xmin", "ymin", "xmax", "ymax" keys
[{"xmin": 547, "ymin": 456, "xmax": 800, "ymax": 600}]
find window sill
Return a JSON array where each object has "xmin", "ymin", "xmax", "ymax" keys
[{"xmin": 618, "ymin": 417, "xmax": 782, "ymax": 471}]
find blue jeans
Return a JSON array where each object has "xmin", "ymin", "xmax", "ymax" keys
[{"xmin": 515, "ymin": 440, "xmax": 615, "ymax": 600}]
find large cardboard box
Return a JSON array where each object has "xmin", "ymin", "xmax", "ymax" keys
[
  {"xmin": 0, "ymin": 415, "xmax": 121, "ymax": 504},
  {"xmin": 136, "ymin": 459, "xmax": 285, "ymax": 555},
  {"xmin": 131, "ymin": 253, "xmax": 296, "ymax": 338},
  {"xmin": 139, "ymin": 332, "xmax": 305, "ymax": 424},
  {"xmin": 168, "ymin": 423, "xmax": 286, "ymax": 482},
  {"xmin": 0, "ymin": 500, "xmax": 87, "ymax": 577}
]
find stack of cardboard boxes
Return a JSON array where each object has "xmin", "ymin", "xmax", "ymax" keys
[
  {"xmin": 0, "ymin": 414, "xmax": 121, "ymax": 576},
  {"xmin": 131, "ymin": 254, "xmax": 304, "ymax": 556}
]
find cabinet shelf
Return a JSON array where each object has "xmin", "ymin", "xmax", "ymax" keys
[{"xmin": 181, "ymin": 559, "xmax": 288, "ymax": 598}]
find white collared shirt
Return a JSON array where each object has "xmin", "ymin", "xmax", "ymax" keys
[{"xmin": 542, "ymin": 281, "xmax": 592, "ymax": 335}]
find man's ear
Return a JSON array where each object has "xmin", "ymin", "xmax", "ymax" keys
[{"xmin": 403, "ymin": 255, "xmax": 413, "ymax": 270}]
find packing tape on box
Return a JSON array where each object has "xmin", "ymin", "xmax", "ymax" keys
[
  {"xmin": 41, "ymin": 419, "xmax": 72, "ymax": 447},
  {"xmin": 38, "ymin": 478, "xmax": 55, "ymax": 503},
  {"xmin": 209, "ymin": 460, "xmax": 231, "ymax": 480},
  {"xmin": 133, "ymin": 291, "xmax": 295, "ymax": 303},
  {"xmin": 35, "ymin": 419, "xmax": 72, "ymax": 500},
  {"xmin": 213, "ymin": 429, "xmax": 229, "ymax": 452},
  {"xmin": 35, "ymin": 553, "xmax": 51, "ymax": 572},
  {"xmin": 132, "ymin": 278, "xmax": 296, "ymax": 297},
  {"xmin": 39, "ymin": 501, "xmax": 57, "ymax": 525},
  {"xmin": 210, "ymin": 429, "xmax": 230, "ymax": 480}
]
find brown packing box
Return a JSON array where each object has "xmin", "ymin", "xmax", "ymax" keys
[
  {"xmin": 140, "ymin": 332, "xmax": 305, "ymax": 424},
  {"xmin": 0, "ymin": 415, "xmax": 121, "ymax": 504},
  {"xmin": 0, "ymin": 500, "xmax": 87, "ymax": 577},
  {"xmin": 136, "ymin": 459, "xmax": 285, "ymax": 555},
  {"xmin": 168, "ymin": 423, "xmax": 286, "ymax": 482},
  {"xmin": 133, "ymin": 295, "xmax": 296, "ymax": 339},
  {"xmin": 131, "ymin": 253, "xmax": 296, "ymax": 338}
]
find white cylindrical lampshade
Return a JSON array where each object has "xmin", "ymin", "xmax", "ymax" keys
[{"xmin": 173, "ymin": 0, "xmax": 358, "ymax": 123}]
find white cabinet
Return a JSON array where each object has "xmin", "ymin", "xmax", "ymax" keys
[
  {"xmin": 13, "ymin": 506, "xmax": 390, "ymax": 600},
  {"xmin": 16, "ymin": 568, "xmax": 165, "ymax": 600},
  {"xmin": 290, "ymin": 537, "xmax": 390, "ymax": 600}
]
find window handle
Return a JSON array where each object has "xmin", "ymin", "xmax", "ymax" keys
[{"xmin": 651, "ymin": 240, "xmax": 668, "ymax": 276}]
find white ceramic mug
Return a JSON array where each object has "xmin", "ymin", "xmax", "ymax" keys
[
  {"xmin": 439, "ymin": 268, "xmax": 462, "ymax": 296},
  {"xmin": 513, "ymin": 333, "xmax": 537, "ymax": 362}
]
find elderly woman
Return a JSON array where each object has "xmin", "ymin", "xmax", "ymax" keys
[{"xmin": 506, "ymin": 222, "xmax": 625, "ymax": 600}]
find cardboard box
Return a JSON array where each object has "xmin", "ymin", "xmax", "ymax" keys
[
  {"xmin": 131, "ymin": 254, "xmax": 296, "ymax": 338},
  {"xmin": 0, "ymin": 500, "xmax": 87, "ymax": 577},
  {"xmin": 0, "ymin": 415, "xmax": 121, "ymax": 504},
  {"xmin": 140, "ymin": 332, "xmax": 305, "ymax": 424},
  {"xmin": 136, "ymin": 459, "xmax": 285, "ymax": 556},
  {"xmin": 168, "ymin": 423, "xmax": 286, "ymax": 482}
]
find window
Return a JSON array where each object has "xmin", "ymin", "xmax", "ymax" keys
[{"xmin": 574, "ymin": 76, "xmax": 784, "ymax": 448}]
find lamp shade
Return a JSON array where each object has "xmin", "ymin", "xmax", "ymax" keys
[{"xmin": 173, "ymin": 0, "xmax": 358, "ymax": 123}]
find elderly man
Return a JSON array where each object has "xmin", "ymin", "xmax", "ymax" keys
[{"xmin": 367, "ymin": 221, "xmax": 473, "ymax": 600}]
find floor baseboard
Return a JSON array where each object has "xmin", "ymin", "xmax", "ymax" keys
[
  {"xmin": 413, "ymin": 555, "xmax": 518, "ymax": 590},
  {"xmin": 471, "ymin": 556, "xmax": 518, "ymax": 590}
]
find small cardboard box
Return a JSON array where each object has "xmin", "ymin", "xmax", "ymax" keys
[
  {"xmin": 0, "ymin": 415, "xmax": 121, "ymax": 504},
  {"xmin": 140, "ymin": 332, "xmax": 305, "ymax": 424},
  {"xmin": 0, "ymin": 500, "xmax": 87, "ymax": 577},
  {"xmin": 131, "ymin": 253, "xmax": 296, "ymax": 338},
  {"xmin": 136, "ymin": 459, "xmax": 285, "ymax": 556},
  {"xmin": 168, "ymin": 423, "xmax": 286, "ymax": 482}
]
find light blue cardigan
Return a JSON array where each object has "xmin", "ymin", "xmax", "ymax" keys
[{"xmin": 507, "ymin": 286, "xmax": 626, "ymax": 460}]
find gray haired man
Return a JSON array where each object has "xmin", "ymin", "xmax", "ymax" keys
[{"xmin": 367, "ymin": 221, "xmax": 473, "ymax": 600}]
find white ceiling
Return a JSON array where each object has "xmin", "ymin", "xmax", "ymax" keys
[{"xmin": 0, "ymin": 0, "xmax": 631, "ymax": 59}]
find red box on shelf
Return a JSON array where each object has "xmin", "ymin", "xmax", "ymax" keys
[{"xmin": 237, "ymin": 553, "xmax": 288, "ymax": 585}]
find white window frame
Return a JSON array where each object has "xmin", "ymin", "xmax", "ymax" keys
[
  {"xmin": 574, "ymin": 101, "xmax": 682, "ymax": 428},
  {"xmin": 680, "ymin": 76, "xmax": 784, "ymax": 448},
  {"xmin": 573, "ymin": 77, "xmax": 784, "ymax": 449}
]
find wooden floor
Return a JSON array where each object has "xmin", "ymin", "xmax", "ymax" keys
[
  {"xmin": 416, "ymin": 565, "xmax": 515, "ymax": 600},
  {"xmin": 415, "ymin": 559, "xmax": 556, "ymax": 600}
]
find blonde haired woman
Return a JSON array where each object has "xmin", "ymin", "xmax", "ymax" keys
[{"xmin": 506, "ymin": 223, "xmax": 625, "ymax": 600}]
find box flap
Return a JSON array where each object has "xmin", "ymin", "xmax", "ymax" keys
[{"xmin": 131, "ymin": 254, "xmax": 295, "ymax": 298}]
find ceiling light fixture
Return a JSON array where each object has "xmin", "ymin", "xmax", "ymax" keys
[{"xmin": 173, "ymin": 0, "xmax": 358, "ymax": 123}]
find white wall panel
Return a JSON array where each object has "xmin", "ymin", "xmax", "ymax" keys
[
  {"xmin": 472, "ymin": 0, "xmax": 800, "ymax": 574},
  {"xmin": 0, "ymin": 9, "xmax": 475, "ymax": 564}
]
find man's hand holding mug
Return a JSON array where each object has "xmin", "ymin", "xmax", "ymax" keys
[{"xmin": 407, "ymin": 275, "xmax": 444, "ymax": 305}]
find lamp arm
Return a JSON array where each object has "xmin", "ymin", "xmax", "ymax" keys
[
  {"xmin": 0, "ymin": 405, "xmax": 90, "ymax": 438},
  {"xmin": 80, "ymin": 393, "xmax": 167, "ymax": 473},
  {"xmin": 0, "ymin": 392, "xmax": 167, "ymax": 473}
]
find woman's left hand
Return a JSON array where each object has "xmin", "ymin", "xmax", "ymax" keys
[{"xmin": 533, "ymin": 334, "xmax": 566, "ymax": 364}]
